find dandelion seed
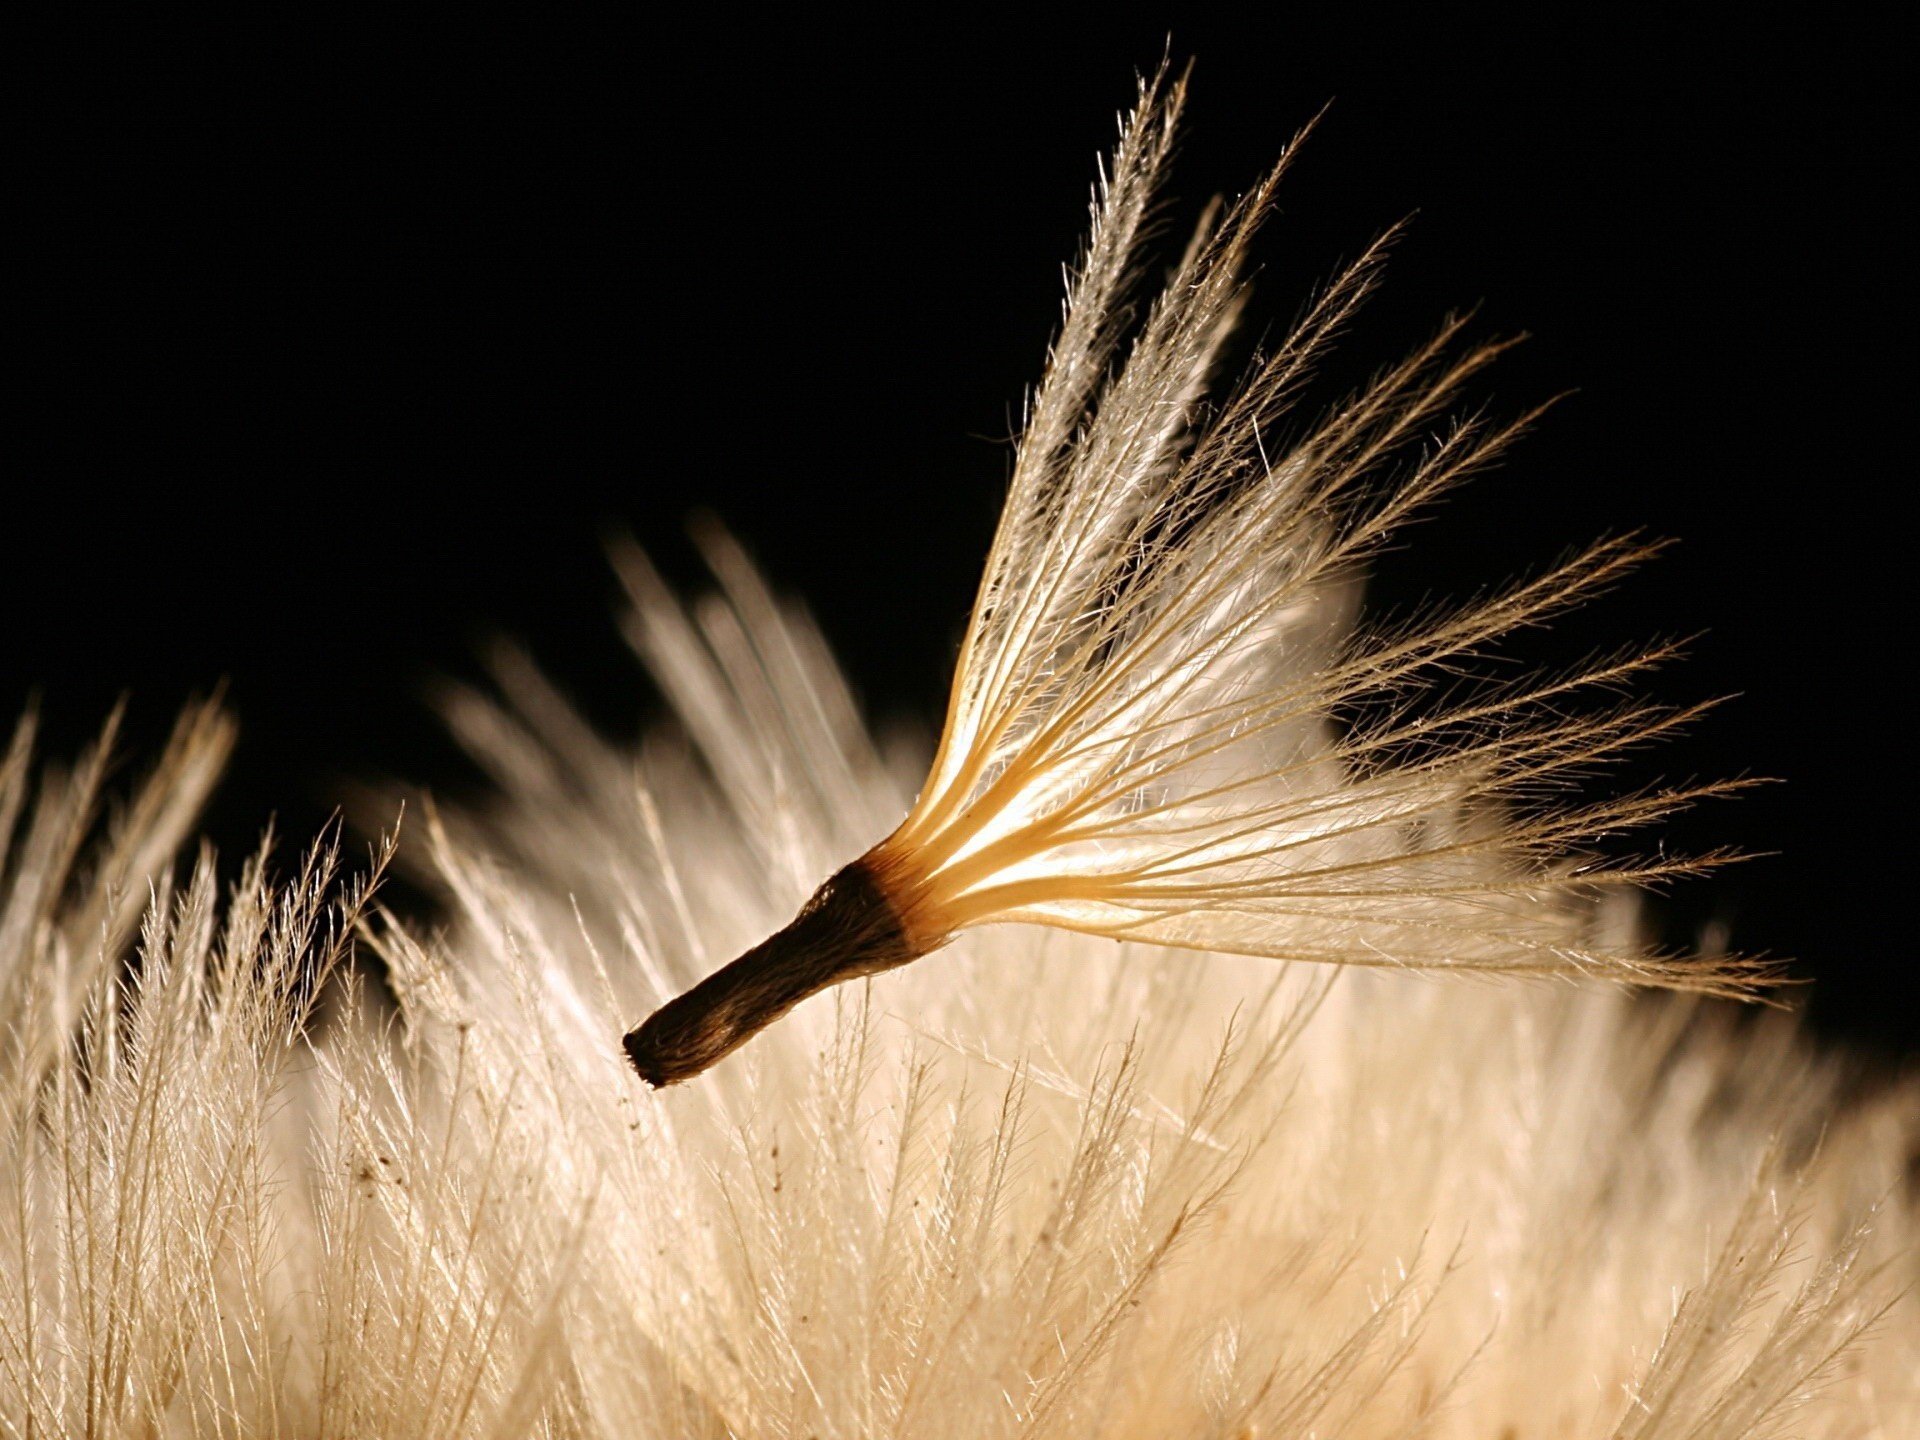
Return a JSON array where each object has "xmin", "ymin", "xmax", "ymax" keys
[{"xmin": 623, "ymin": 70, "xmax": 1764, "ymax": 1087}]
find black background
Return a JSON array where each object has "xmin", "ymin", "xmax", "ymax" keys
[{"xmin": 12, "ymin": 10, "xmax": 1911, "ymax": 1054}]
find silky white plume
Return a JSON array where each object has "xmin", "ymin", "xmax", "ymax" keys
[{"xmin": 624, "ymin": 68, "xmax": 1759, "ymax": 1088}]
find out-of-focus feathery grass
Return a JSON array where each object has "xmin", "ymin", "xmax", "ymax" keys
[{"xmin": 4, "ymin": 69, "xmax": 1917, "ymax": 1438}]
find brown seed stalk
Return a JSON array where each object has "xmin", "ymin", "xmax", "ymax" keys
[{"xmin": 622, "ymin": 854, "xmax": 922, "ymax": 1086}]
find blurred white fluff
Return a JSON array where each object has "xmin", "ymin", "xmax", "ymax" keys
[
  {"xmin": 4, "ymin": 74, "xmax": 1919, "ymax": 1439},
  {"xmin": 3, "ymin": 577, "xmax": 1916, "ymax": 1436}
]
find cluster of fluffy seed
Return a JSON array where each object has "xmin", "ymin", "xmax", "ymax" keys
[
  {"xmin": 1, "ymin": 578, "xmax": 1914, "ymax": 1436},
  {"xmin": 4, "ymin": 71, "xmax": 1918, "ymax": 1438}
]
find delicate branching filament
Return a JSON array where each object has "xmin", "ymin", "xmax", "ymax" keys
[{"xmin": 622, "ymin": 67, "xmax": 1765, "ymax": 1087}]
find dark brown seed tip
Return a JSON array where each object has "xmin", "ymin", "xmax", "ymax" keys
[
  {"xmin": 621, "ymin": 858, "xmax": 918, "ymax": 1087},
  {"xmin": 622, "ymin": 1026, "xmax": 672, "ymax": 1088}
]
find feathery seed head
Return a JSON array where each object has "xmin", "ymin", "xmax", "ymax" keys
[{"xmin": 623, "ymin": 68, "xmax": 1762, "ymax": 1086}]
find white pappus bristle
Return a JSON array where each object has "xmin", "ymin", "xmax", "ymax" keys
[{"xmin": 879, "ymin": 71, "xmax": 1756, "ymax": 994}]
